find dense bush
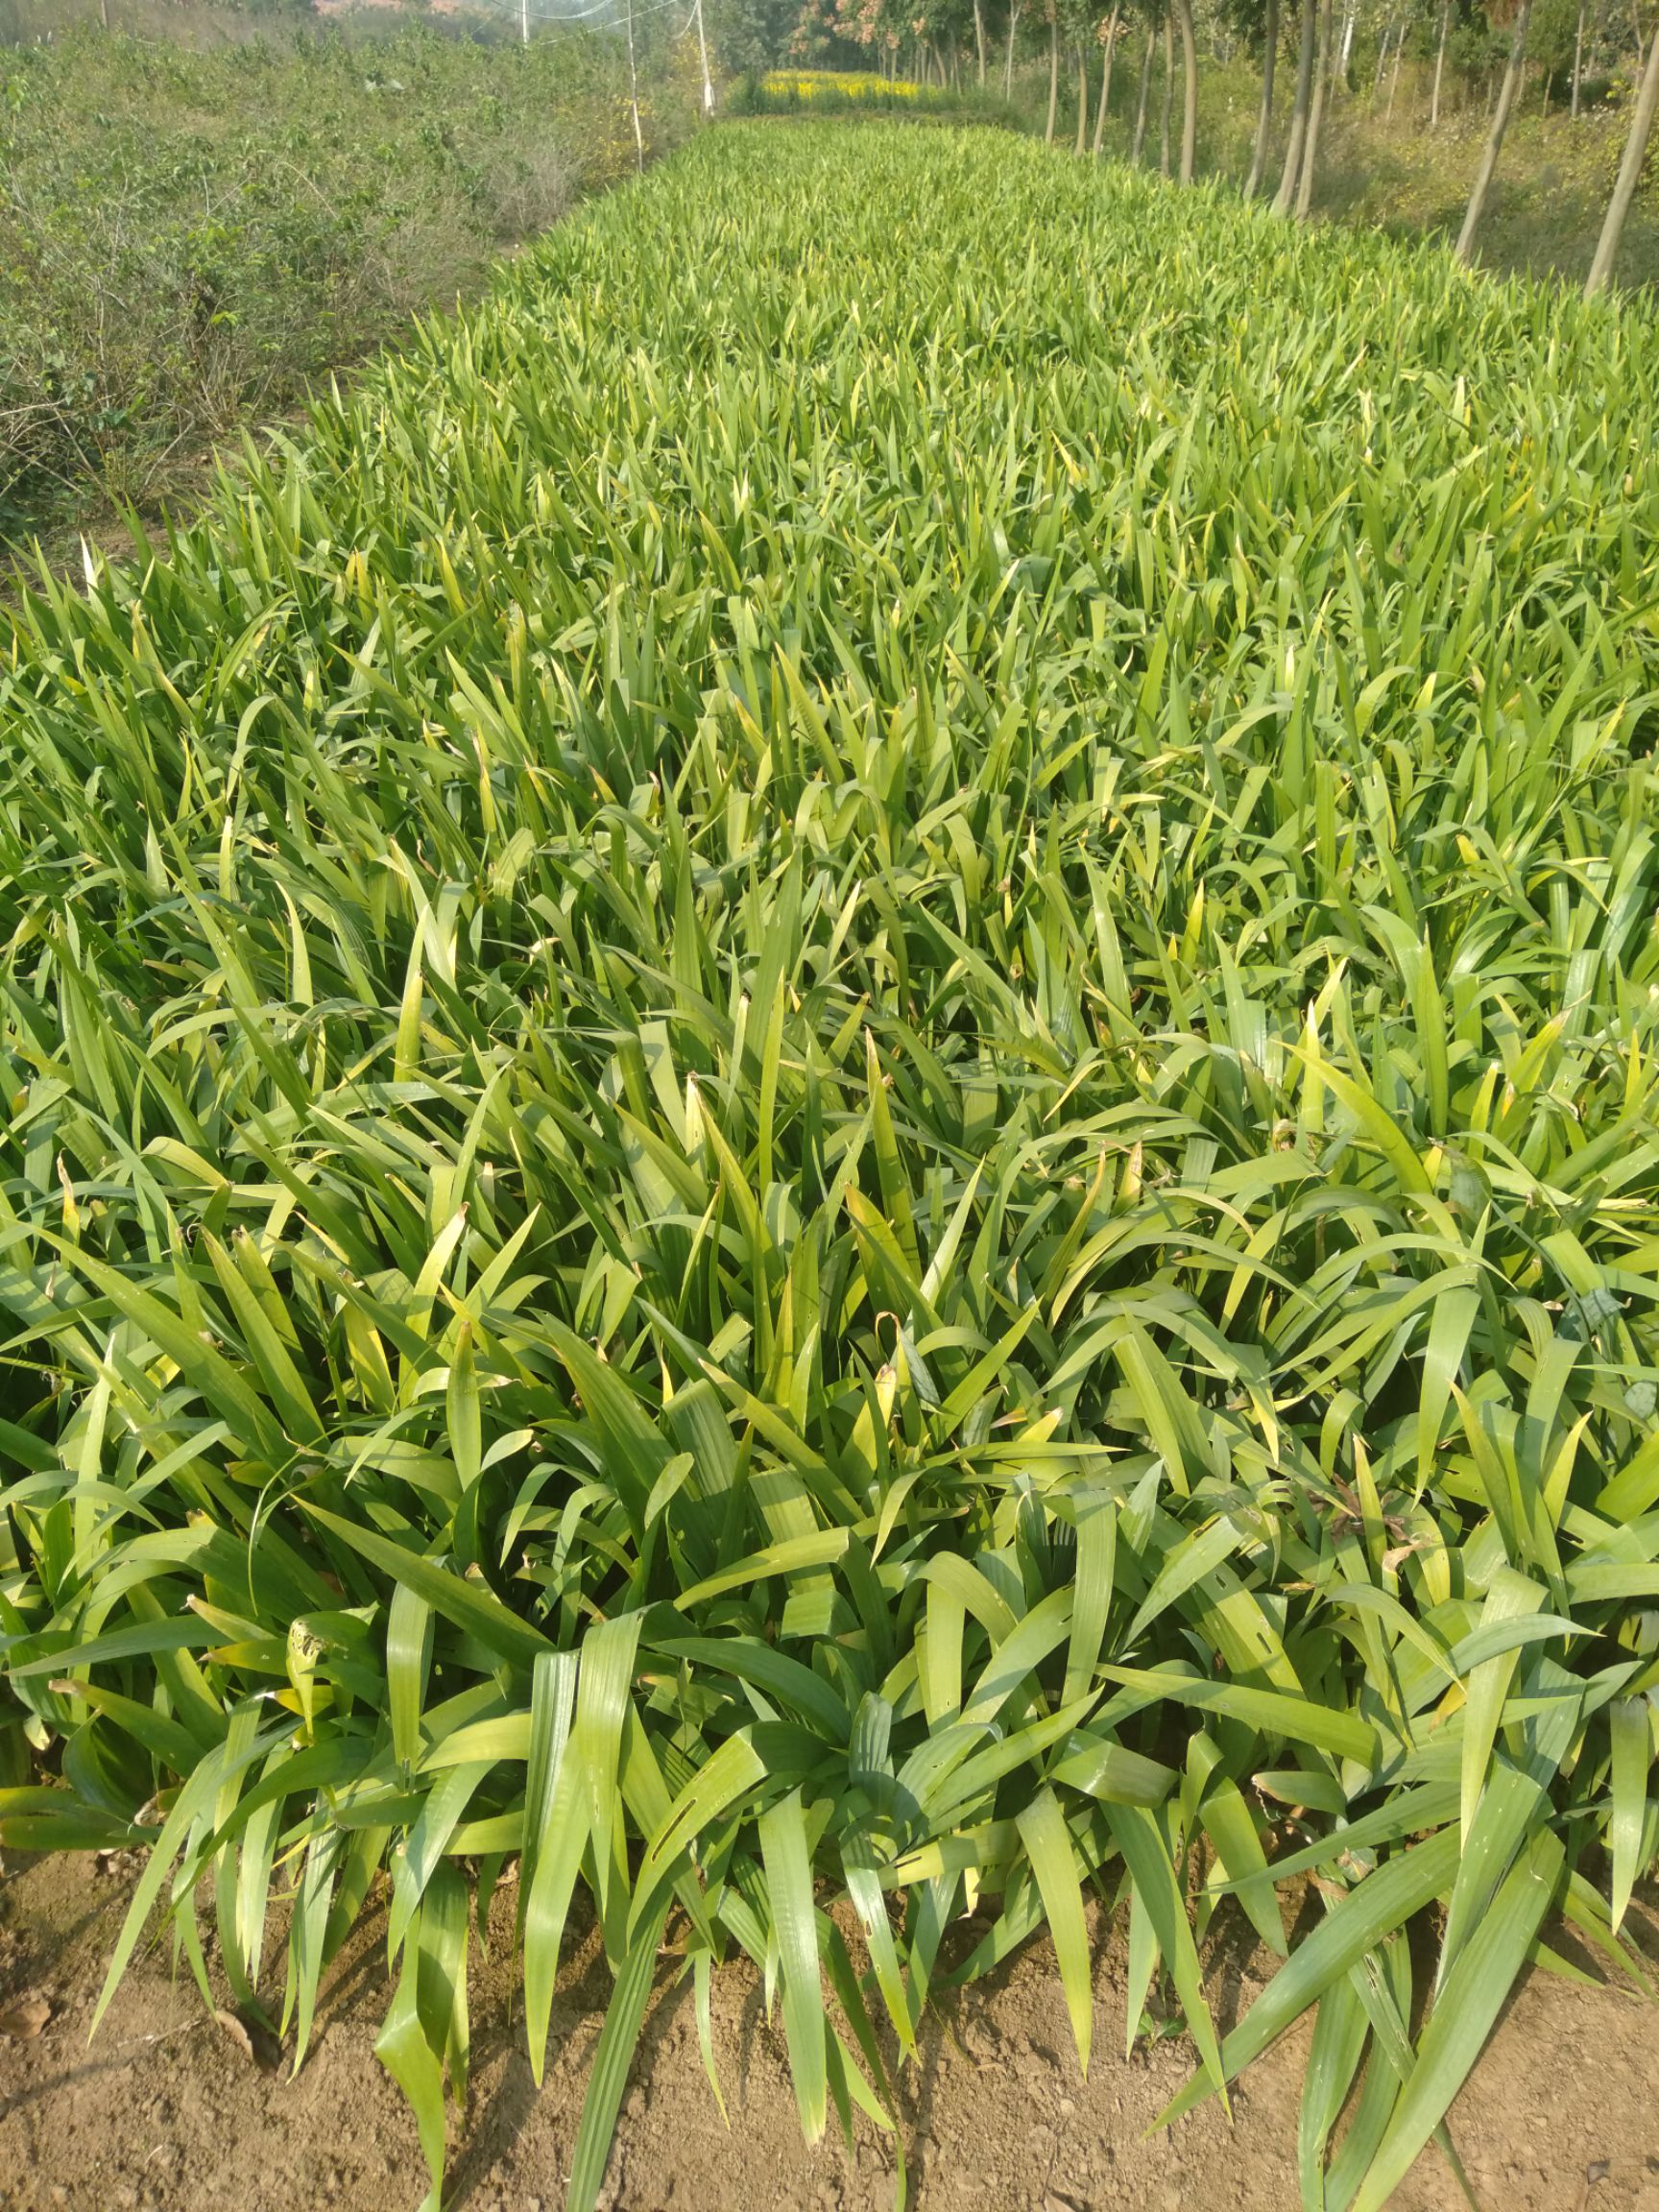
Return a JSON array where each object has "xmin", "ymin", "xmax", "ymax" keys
[{"xmin": 0, "ymin": 22, "xmax": 694, "ymax": 544}]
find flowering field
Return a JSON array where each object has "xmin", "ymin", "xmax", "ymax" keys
[
  {"xmin": 3, "ymin": 118, "xmax": 1658, "ymax": 2212},
  {"xmin": 761, "ymin": 67, "xmax": 923, "ymax": 97}
]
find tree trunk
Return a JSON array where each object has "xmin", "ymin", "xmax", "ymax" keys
[
  {"xmin": 1386, "ymin": 18, "xmax": 1406, "ymax": 115},
  {"xmin": 1571, "ymin": 0, "xmax": 1587, "ymax": 111},
  {"xmin": 1006, "ymin": 1, "xmax": 1022, "ymax": 98},
  {"xmin": 1160, "ymin": 14, "xmax": 1175, "ymax": 174},
  {"xmin": 1635, "ymin": 0, "xmax": 1646, "ymax": 66},
  {"xmin": 1093, "ymin": 7, "xmax": 1121, "ymax": 153},
  {"xmin": 1174, "ymin": 0, "xmax": 1199, "ymax": 178},
  {"xmin": 1586, "ymin": 12, "xmax": 1659, "ymax": 288},
  {"xmin": 1046, "ymin": 12, "xmax": 1060, "ymax": 139},
  {"xmin": 974, "ymin": 0, "xmax": 987, "ymax": 85},
  {"xmin": 1273, "ymin": 0, "xmax": 1318, "ymax": 211},
  {"xmin": 1431, "ymin": 0, "xmax": 1450, "ymax": 125},
  {"xmin": 1244, "ymin": 0, "xmax": 1279, "ymax": 195},
  {"xmin": 1339, "ymin": 0, "xmax": 1358, "ymax": 74},
  {"xmin": 1455, "ymin": 0, "xmax": 1534, "ymax": 261},
  {"xmin": 1585, "ymin": 0, "xmax": 1609, "ymax": 87},
  {"xmin": 1076, "ymin": 40, "xmax": 1090, "ymax": 149},
  {"xmin": 1132, "ymin": 23, "xmax": 1156, "ymax": 158},
  {"xmin": 1295, "ymin": 0, "xmax": 1334, "ymax": 215}
]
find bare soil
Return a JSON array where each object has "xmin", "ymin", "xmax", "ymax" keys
[{"xmin": 0, "ymin": 1851, "xmax": 1655, "ymax": 2212}]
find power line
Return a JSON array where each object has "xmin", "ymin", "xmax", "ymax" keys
[{"xmin": 466, "ymin": 0, "xmax": 693, "ymax": 31}]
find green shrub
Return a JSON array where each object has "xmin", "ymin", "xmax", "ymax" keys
[{"xmin": 0, "ymin": 23, "xmax": 690, "ymax": 545}]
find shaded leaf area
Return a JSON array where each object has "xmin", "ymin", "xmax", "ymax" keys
[{"xmin": 4, "ymin": 119, "xmax": 1659, "ymax": 2212}]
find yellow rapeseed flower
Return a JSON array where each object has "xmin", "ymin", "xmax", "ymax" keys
[{"xmin": 761, "ymin": 68, "xmax": 923, "ymax": 99}]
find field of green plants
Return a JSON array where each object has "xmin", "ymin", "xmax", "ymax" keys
[{"xmin": 3, "ymin": 117, "xmax": 1659, "ymax": 2212}]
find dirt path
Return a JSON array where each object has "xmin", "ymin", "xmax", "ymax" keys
[{"xmin": 0, "ymin": 1853, "xmax": 1654, "ymax": 2212}]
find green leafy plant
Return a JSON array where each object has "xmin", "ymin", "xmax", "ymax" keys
[{"xmin": 2, "ymin": 116, "xmax": 1658, "ymax": 2212}]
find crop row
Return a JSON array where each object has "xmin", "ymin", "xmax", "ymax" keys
[{"xmin": 2, "ymin": 121, "xmax": 1658, "ymax": 2212}]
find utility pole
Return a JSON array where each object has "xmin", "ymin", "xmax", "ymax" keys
[
  {"xmin": 694, "ymin": 0, "xmax": 715, "ymax": 114},
  {"xmin": 520, "ymin": 0, "xmax": 528, "ymax": 44},
  {"xmin": 626, "ymin": 0, "xmax": 645, "ymax": 170}
]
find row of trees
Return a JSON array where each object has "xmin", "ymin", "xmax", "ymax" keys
[{"xmin": 769, "ymin": 0, "xmax": 1659, "ymax": 289}]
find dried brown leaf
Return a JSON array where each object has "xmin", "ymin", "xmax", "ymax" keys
[{"xmin": 213, "ymin": 2007, "xmax": 280, "ymax": 2073}]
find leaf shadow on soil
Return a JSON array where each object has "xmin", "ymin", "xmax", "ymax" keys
[{"xmin": 440, "ymin": 1915, "xmax": 669, "ymax": 2210}]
